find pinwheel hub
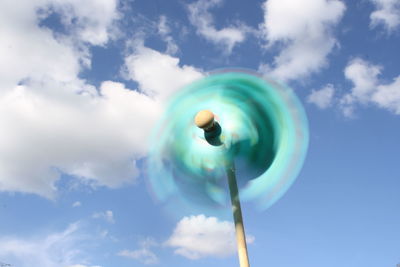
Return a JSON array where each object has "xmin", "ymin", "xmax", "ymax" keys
[{"xmin": 194, "ymin": 109, "xmax": 215, "ymax": 131}]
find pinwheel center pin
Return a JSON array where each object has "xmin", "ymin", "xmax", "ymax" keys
[{"xmin": 194, "ymin": 109, "xmax": 215, "ymax": 131}]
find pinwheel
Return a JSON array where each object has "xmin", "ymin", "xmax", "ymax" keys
[{"xmin": 148, "ymin": 70, "xmax": 308, "ymax": 267}]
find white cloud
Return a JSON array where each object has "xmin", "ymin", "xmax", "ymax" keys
[
  {"xmin": 0, "ymin": 222, "xmax": 101, "ymax": 267},
  {"xmin": 0, "ymin": 0, "xmax": 82, "ymax": 92},
  {"xmin": 0, "ymin": 0, "xmax": 203, "ymax": 199},
  {"xmin": 118, "ymin": 238, "xmax": 159, "ymax": 265},
  {"xmin": 0, "ymin": 80, "xmax": 161, "ymax": 198},
  {"xmin": 158, "ymin": 15, "xmax": 179, "ymax": 55},
  {"xmin": 165, "ymin": 215, "xmax": 254, "ymax": 259},
  {"xmin": 0, "ymin": 0, "xmax": 143, "ymax": 198},
  {"xmin": 158, "ymin": 15, "xmax": 171, "ymax": 36},
  {"xmin": 0, "ymin": 42, "xmax": 202, "ymax": 198},
  {"xmin": 340, "ymin": 58, "xmax": 400, "ymax": 116},
  {"xmin": 371, "ymin": 76, "xmax": 400, "ymax": 113},
  {"xmin": 123, "ymin": 45, "xmax": 204, "ymax": 101},
  {"xmin": 369, "ymin": 0, "xmax": 400, "ymax": 32},
  {"xmin": 49, "ymin": 0, "xmax": 121, "ymax": 45},
  {"xmin": 118, "ymin": 249, "xmax": 158, "ymax": 265},
  {"xmin": 259, "ymin": 0, "xmax": 346, "ymax": 81},
  {"xmin": 307, "ymin": 84, "xmax": 335, "ymax": 109},
  {"xmin": 187, "ymin": 0, "xmax": 248, "ymax": 53},
  {"xmin": 340, "ymin": 58, "xmax": 380, "ymax": 117},
  {"xmin": 0, "ymin": 0, "xmax": 120, "ymax": 92},
  {"xmin": 67, "ymin": 265, "xmax": 102, "ymax": 267},
  {"xmin": 92, "ymin": 210, "xmax": 115, "ymax": 223},
  {"xmin": 72, "ymin": 201, "xmax": 82, "ymax": 207},
  {"xmin": 343, "ymin": 58, "xmax": 381, "ymax": 103}
]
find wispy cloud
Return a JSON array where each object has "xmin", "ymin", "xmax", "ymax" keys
[
  {"xmin": 92, "ymin": 210, "xmax": 115, "ymax": 224},
  {"xmin": 308, "ymin": 84, "xmax": 335, "ymax": 109},
  {"xmin": 72, "ymin": 201, "xmax": 82, "ymax": 208},
  {"xmin": 187, "ymin": 0, "xmax": 249, "ymax": 54},
  {"xmin": 158, "ymin": 15, "xmax": 179, "ymax": 55},
  {"xmin": 369, "ymin": 0, "xmax": 400, "ymax": 32},
  {"xmin": 118, "ymin": 238, "xmax": 159, "ymax": 265},
  {"xmin": 0, "ymin": 222, "xmax": 101, "ymax": 267}
]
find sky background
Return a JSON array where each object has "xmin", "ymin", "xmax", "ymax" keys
[{"xmin": 0, "ymin": 0, "xmax": 399, "ymax": 266}]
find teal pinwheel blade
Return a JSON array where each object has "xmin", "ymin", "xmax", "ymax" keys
[{"xmin": 147, "ymin": 70, "xmax": 308, "ymax": 215}]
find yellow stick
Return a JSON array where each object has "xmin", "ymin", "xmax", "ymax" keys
[{"xmin": 226, "ymin": 163, "xmax": 250, "ymax": 267}]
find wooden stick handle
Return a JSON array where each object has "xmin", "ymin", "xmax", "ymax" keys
[
  {"xmin": 194, "ymin": 110, "xmax": 250, "ymax": 266},
  {"xmin": 226, "ymin": 163, "xmax": 250, "ymax": 267}
]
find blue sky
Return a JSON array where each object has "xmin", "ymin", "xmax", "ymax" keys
[{"xmin": 0, "ymin": 0, "xmax": 399, "ymax": 266}]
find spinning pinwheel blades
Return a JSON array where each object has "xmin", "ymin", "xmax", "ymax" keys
[
  {"xmin": 148, "ymin": 70, "xmax": 308, "ymax": 266},
  {"xmin": 1, "ymin": 1, "xmax": 399, "ymax": 267}
]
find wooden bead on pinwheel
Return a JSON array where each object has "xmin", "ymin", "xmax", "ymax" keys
[{"xmin": 194, "ymin": 110, "xmax": 215, "ymax": 131}]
